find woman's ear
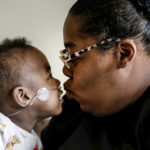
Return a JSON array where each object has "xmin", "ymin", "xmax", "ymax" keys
[
  {"xmin": 12, "ymin": 87, "xmax": 33, "ymax": 107},
  {"xmin": 116, "ymin": 39, "xmax": 137, "ymax": 68}
]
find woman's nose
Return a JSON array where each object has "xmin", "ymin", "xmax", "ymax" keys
[{"xmin": 63, "ymin": 65, "xmax": 73, "ymax": 78}]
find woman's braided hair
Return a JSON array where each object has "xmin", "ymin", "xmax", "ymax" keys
[
  {"xmin": 130, "ymin": 0, "xmax": 150, "ymax": 21},
  {"xmin": 69, "ymin": 0, "xmax": 150, "ymax": 51}
]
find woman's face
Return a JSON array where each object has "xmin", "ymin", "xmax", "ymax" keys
[{"xmin": 63, "ymin": 14, "xmax": 127, "ymax": 116}]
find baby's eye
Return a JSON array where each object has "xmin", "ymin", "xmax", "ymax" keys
[{"xmin": 48, "ymin": 73, "xmax": 53, "ymax": 79}]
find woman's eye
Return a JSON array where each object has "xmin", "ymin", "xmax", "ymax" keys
[
  {"xmin": 70, "ymin": 58, "xmax": 80, "ymax": 65},
  {"xmin": 71, "ymin": 57, "xmax": 78, "ymax": 62}
]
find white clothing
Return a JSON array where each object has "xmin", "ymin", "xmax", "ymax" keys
[{"xmin": 0, "ymin": 112, "xmax": 43, "ymax": 150}]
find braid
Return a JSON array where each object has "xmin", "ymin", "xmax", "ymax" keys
[
  {"xmin": 130, "ymin": 0, "xmax": 150, "ymax": 21},
  {"xmin": 69, "ymin": 0, "xmax": 150, "ymax": 51}
]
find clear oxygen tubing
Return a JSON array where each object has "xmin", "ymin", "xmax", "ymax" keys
[{"xmin": 7, "ymin": 87, "xmax": 59, "ymax": 117}]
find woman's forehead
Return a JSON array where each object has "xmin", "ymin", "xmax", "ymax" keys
[{"xmin": 64, "ymin": 15, "xmax": 83, "ymax": 37}]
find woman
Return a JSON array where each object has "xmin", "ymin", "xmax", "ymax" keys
[{"xmin": 42, "ymin": 0, "xmax": 150, "ymax": 149}]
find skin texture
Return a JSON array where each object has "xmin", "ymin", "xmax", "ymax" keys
[
  {"xmin": 63, "ymin": 14, "xmax": 150, "ymax": 117},
  {"xmin": 0, "ymin": 48, "xmax": 63, "ymax": 132}
]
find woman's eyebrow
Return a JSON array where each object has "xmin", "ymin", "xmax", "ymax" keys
[{"xmin": 64, "ymin": 42, "xmax": 76, "ymax": 49}]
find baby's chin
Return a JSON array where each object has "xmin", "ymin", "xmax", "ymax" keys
[
  {"xmin": 52, "ymin": 102, "xmax": 64, "ymax": 116},
  {"xmin": 51, "ymin": 108, "xmax": 63, "ymax": 116}
]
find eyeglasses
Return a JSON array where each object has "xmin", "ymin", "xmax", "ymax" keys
[{"xmin": 59, "ymin": 38, "xmax": 121, "ymax": 69}]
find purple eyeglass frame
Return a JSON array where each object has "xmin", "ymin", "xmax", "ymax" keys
[{"xmin": 59, "ymin": 38, "xmax": 121, "ymax": 69}]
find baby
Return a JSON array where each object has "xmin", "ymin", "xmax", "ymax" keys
[{"xmin": 0, "ymin": 37, "xmax": 63, "ymax": 150}]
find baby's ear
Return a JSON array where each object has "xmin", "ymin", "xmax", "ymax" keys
[{"xmin": 12, "ymin": 87, "xmax": 33, "ymax": 107}]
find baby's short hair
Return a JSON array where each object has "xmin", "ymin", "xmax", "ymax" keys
[
  {"xmin": 0, "ymin": 38, "xmax": 30, "ymax": 52},
  {"xmin": 0, "ymin": 37, "xmax": 34, "ymax": 94}
]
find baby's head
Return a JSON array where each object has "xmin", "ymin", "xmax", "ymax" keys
[{"xmin": 0, "ymin": 37, "xmax": 63, "ymax": 118}]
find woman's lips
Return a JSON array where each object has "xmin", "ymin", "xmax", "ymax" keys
[
  {"xmin": 65, "ymin": 90, "xmax": 74, "ymax": 100},
  {"xmin": 66, "ymin": 91, "xmax": 71, "ymax": 97},
  {"xmin": 64, "ymin": 80, "xmax": 74, "ymax": 99}
]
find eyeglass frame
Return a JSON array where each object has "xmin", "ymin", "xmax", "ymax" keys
[{"xmin": 59, "ymin": 38, "xmax": 121, "ymax": 69}]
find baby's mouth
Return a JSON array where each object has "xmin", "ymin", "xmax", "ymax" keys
[{"xmin": 58, "ymin": 87, "xmax": 63, "ymax": 99}]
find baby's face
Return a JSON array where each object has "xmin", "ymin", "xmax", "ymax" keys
[{"xmin": 22, "ymin": 49, "xmax": 63, "ymax": 118}]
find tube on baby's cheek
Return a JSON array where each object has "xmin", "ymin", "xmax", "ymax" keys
[
  {"xmin": 36, "ymin": 87, "xmax": 50, "ymax": 101},
  {"xmin": 7, "ymin": 88, "xmax": 51, "ymax": 117},
  {"xmin": 29, "ymin": 88, "xmax": 50, "ymax": 106}
]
